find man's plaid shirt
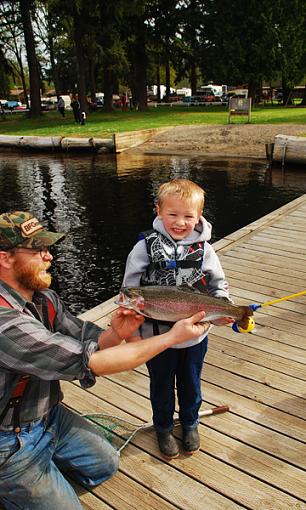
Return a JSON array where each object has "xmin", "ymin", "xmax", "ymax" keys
[{"xmin": 0, "ymin": 280, "xmax": 102, "ymax": 430}]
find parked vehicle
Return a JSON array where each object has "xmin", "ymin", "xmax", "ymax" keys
[
  {"xmin": 6, "ymin": 100, "xmax": 21, "ymax": 110},
  {"xmin": 197, "ymin": 84, "xmax": 227, "ymax": 98},
  {"xmin": 182, "ymin": 92, "xmax": 221, "ymax": 103},
  {"xmin": 41, "ymin": 99, "xmax": 57, "ymax": 111}
]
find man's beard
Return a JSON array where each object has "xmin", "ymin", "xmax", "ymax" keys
[{"xmin": 14, "ymin": 260, "xmax": 52, "ymax": 291}]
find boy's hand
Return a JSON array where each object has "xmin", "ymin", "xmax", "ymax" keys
[
  {"xmin": 111, "ymin": 307, "xmax": 144, "ymax": 340},
  {"xmin": 169, "ymin": 311, "xmax": 207, "ymax": 343},
  {"xmin": 210, "ymin": 317, "xmax": 235, "ymax": 326}
]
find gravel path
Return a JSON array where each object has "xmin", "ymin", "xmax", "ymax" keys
[{"xmin": 139, "ymin": 124, "xmax": 306, "ymax": 159}]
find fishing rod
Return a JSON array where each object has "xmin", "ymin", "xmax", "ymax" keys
[{"xmin": 232, "ymin": 289, "xmax": 306, "ymax": 333}]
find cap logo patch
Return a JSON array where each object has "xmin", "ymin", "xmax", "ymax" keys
[{"xmin": 20, "ymin": 217, "xmax": 44, "ymax": 237}]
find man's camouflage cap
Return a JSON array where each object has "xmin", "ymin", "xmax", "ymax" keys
[{"xmin": 0, "ymin": 211, "xmax": 65, "ymax": 250}]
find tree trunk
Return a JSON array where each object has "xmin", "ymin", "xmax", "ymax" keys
[
  {"xmin": 248, "ymin": 79, "xmax": 258, "ymax": 105},
  {"xmin": 301, "ymin": 85, "xmax": 306, "ymax": 106},
  {"xmin": 190, "ymin": 60, "xmax": 197, "ymax": 95},
  {"xmin": 49, "ymin": 34, "xmax": 60, "ymax": 97},
  {"xmin": 282, "ymin": 79, "xmax": 293, "ymax": 106},
  {"xmin": 103, "ymin": 67, "xmax": 113, "ymax": 112},
  {"xmin": 19, "ymin": 0, "xmax": 41, "ymax": 117},
  {"xmin": 129, "ymin": 15, "xmax": 147, "ymax": 111},
  {"xmin": 17, "ymin": 47, "xmax": 29, "ymax": 108},
  {"xmin": 156, "ymin": 60, "xmax": 161, "ymax": 102},
  {"xmin": 72, "ymin": 7, "xmax": 88, "ymax": 113},
  {"xmin": 165, "ymin": 38, "xmax": 171, "ymax": 102},
  {"xmin": 88, "ymin": 58, "xmax": 96, "ymax": 103}
]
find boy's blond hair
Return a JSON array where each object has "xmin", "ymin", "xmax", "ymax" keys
[{"xmin": 157, "ymin": 179, "xmax": 205, "ymax": 214}]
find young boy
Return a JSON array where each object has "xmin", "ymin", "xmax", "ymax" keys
[{"xmin": 122, "ymin": 179, "xmax": 230, "ymax": 459}]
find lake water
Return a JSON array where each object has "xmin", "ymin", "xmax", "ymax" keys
[{"xmin": 1, "ymin": 151, "xmax": 306, "ymax": 314}]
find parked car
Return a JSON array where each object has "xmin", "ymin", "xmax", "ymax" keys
[
  {"xmin": 6, "ymin": 100, "xmax": 21, "ymax": 110},
  {"xmin": 41, "ymin": 99, "xmax": 57, "ymax": 111}
]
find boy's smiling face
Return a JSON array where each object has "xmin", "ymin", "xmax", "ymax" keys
[{"xmin": 156, "ymin": 196, "xmax": 201, "ymax": 241}]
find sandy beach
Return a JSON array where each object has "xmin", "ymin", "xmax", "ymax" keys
[{"xmin": 139, "ymin": 123, "xmax": 306, "ymax": 160}]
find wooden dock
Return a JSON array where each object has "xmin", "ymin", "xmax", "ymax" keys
[{"xmin": 63, "ymin": 194, "xmax": 306, "ymax": 510}]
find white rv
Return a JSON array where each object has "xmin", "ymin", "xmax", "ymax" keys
[{"xmin": 199, "ymin": 84, "xmax": 227, "ymax": 98}]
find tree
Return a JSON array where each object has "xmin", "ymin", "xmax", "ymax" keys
[
  {"xmin": 202, "ymin": 0, "xmax": 278, "ymax": 102},
  {"xmin": 96, "ymin": 0, "xmax": 129, "ymax": 112},
  {"xmin": 0, "ymin": 47, "xmax": 11, "ymax": 97},
  {"xmin": 174, "ymin": 0, "xmax": 206, "ymax": 94},
  {"xmin": 273, "ymin": 0, "xmax": 306, "ymax": 105},
  {"xmin": 147, "ymin": 0, "xmax": 180, "ymax": 101},
  {"xmin": 19, "ymin": 0, "xmax": 41, "ymax": 116},
  {"xmin": 0, "ymin": 1, "xmax": 29, "ymax": 106}
]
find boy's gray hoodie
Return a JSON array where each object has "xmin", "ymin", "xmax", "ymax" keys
[{"xmin": 123, "ymin": 216, "xmax": 229, "ymax": 348}]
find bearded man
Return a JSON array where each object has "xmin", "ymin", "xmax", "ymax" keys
[{"xmin": 0, "ymin": 211, "xmax": 206, "ymax": 510}]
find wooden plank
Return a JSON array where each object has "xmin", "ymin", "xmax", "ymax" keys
[
  {"xmin": 92, "ymin": 471, "xmax": 180, "ymax": 510},
  {"xmin": 202, "ymin": 382, "xmax": 306, "ymax": 443},
  {"xmin": 209, "ymin": 333, "xmax": 305, "ymax": 379},
  {"xmin": 203, "ymin": 364, "xmax": 306, "ymax": 420},
  {"xmin": 273, "ymin": 134, "xmax": 306, "ymax": 165},
  {"xmin": 62, "ymin": 383, "xmax": 242, "ymax": 510},
  {"xmin": 221, "ymin": 253, "xmax": 306, "ymax": 280},
  {"xmin": 84, "ymin": 368, "xmax": 306, "ymax": 472},
  {"xmin": 222, "ymin": 265, "xmax": 306, "ymax": 292},
  {"xmin": 78, "ymin": 295, "xmax": 117, "ymax": 322},
  {"xmin": 114, "ymin": 128, "xmax": 169, "ymax": 153},
  {"xmin": 107, "ymin": 366, "xmax": 306, "ymax": 447},
  {"xmin": 221, "ymin": 247, "xmax": 306, "ymax": 273},
  {"xmin": 206, "ymin": 346, "xmax": 306, "ymax": 397},
  {"xmin": 210, "ymin": 324, "xmax": 305, "ymax": 364},
  {"xmin": 63, "ymin": 382, "xmax": 306, "ymax": 508}
]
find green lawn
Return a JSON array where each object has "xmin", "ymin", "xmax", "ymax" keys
[{"xmin": 0, "ymin": 104, "xmax": 305, "ymax": 138}]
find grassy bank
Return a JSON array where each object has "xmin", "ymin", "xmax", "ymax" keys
[{"xmin": 0, "ymin": 104, "xmax": 305, "ymax": 138}]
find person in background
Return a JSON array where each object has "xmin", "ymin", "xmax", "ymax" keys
[
  {"xmin": 57, "ymin": 96, "xmax": 65, "ymax": 118},
  {"xmin": 0, "ymin": 210, "xmax": 207, "ymax": 510},
  {"xmin": 122, "ymin": 94, "xmax": 127, "ymax": 112},
  {"xmin": 70, "ymin": 93, "xmax": 81, "ymax": 123},
  {"xmin": 122, "ymin": 179, "xmax": 232, "ymax": 459}
]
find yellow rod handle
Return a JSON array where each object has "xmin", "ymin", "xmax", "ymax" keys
[{"xmin": 261, "ymin": 290, "xmax": 306, "ymax": 308}]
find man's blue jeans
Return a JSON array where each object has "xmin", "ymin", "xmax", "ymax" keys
[
  {"xmin": 146, "ymin": 337, "xmax": 208, "ymax": 432},
  {"xmin": 0, "ymin": 404, "xmax": 119, "ymax": 509}
]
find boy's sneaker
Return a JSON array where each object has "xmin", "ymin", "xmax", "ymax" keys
[
  {"xmin": 156, "ymin": 431, "xmax": 179, "ymax": 459},
  {"xmin": 183, "ymin": 427, "xmax": 200, "ymax": 455}
]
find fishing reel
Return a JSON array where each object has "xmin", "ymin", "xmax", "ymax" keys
[{"xmin": 232, "ymin": 316, "xmax": 256, "ymax": 334}]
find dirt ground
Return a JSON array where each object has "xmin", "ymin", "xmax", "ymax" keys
[{"xmin": 140, "ymin": 123, "xmax": 306, "ymax": 159}]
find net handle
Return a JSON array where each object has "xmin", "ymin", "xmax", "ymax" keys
[
  {"xmin": 198, "ymin": 405, "xmax": 229, "ymax": 417},
  {"xmin": 83, "ymin": 404, "xmax": 229, "ymax": 426}
]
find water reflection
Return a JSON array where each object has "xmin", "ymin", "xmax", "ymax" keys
[{"xmin": 1, "ymin": 151, "xmax": 305, "ymax": 314}]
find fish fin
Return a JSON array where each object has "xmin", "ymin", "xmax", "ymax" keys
[
  {"xmin": 177, "ymin": 284, "xmax": 202, "ymax": 294},
  {"xmin": 178, "ymin": 284, "xmax": 211, "ymax": 296}
]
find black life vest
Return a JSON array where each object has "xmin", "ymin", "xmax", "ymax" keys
[{"xmin": 139, "ymin": 229, "xmax": 208, "ymax": 292}]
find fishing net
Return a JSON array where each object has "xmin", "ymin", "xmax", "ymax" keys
[
  {"xmin": 83, "ymin": 413, "xmax": 153, "ymax": 453},
  {"xmin": 82, "ymin": 405, "xmax": 229, "ymax": 455}
]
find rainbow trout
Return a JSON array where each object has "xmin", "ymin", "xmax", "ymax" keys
[{"xmin": 116, "ymin": 286, "xmax": 253, "ymax": 327}]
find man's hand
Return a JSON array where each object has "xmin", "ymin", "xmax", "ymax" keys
[
  {"xmin": 111, "ymin": 307, "xmax": 144, "ymax": 340},
  {"xmin": 169, "ymin": 311, "xmax": 207, "ymax": 344}
]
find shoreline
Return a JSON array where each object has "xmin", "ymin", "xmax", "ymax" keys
[
  {"xmin": 136, "ymin": 147, "xmax": 267, "ymax": 162},
  {"xmin": 0, "ymin": 124, "xmax": 305, "ymax": 160},
  {"xmin": 138, "ymin": 123, "xmax": 306, "ymax": 160}
]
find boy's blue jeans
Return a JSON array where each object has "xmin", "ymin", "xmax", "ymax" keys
[
  {"xmin": 146, "ymin": 337, "xmax": 208, "ymax": 432},
  {"xmin": 0, "ymin": 404, "xmax": 119, "ymax": 510}
]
